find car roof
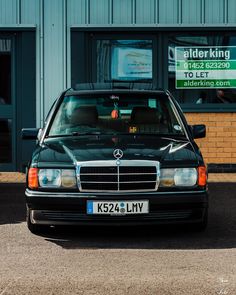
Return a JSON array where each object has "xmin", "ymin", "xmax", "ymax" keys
[{"xmin": 65, "ymin": 83, "xmax": 168, "ymax": 96}]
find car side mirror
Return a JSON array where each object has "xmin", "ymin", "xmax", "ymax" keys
[
  {"xmin": 22, "ymin": 128, "xmax": 40, "ymax": 140},
  {"xmin": 190, "ymin": 124, "xmax": 206, "ymax": 139}
]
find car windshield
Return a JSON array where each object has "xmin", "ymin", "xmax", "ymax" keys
[{"xmin": 48, "ymin": 93, "xmax": 185, "ymax": 137}]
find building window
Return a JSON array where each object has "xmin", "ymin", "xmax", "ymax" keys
[
  {"xmin": 97, "ymin": 40, "xmax": 153, "ymax": 83},
  {"xmin": 169, "ymin": 35, "xmax": 236, "ymax": 104}
]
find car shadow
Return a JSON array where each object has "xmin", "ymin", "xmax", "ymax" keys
[
  {"xmin": 43, "ymin": 183, "xmax": 236, "ymax": 250},
  {"xmin": 1, "ymin": 182, "xmax": 236, "ymax": 250},
  {"xmin": 0, "ymin": 183, "xmax": 26, "ymax": 225}
]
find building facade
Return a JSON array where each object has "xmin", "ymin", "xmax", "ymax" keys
[{"xmin": 1, "ymin": 0, "xmax": 236, "ymax": 171}]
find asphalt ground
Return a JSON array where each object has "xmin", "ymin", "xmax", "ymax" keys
[{"xmin": 0, "ymin": 183, "xmax": 236, "ymax": 294}]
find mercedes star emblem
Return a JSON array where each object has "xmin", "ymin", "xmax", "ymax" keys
[{"xmin": 113, "ymin": 149, "xmax": 123, "ymax": 159}]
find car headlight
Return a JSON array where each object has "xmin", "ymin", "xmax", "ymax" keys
[
  {"xmin": 39, "ymin": 169, "xmax": 61, "ymax": 187},
  {"xmin": 37, "ymin": 169, "xmax": 77, "ymax": 188},
  {"xmin": 160, "ymin": 168, "xmax": 197, "ymax": 187},
  {"xmin": 174, "ymin": 168, "xmax": 197, "ymax": 186}
]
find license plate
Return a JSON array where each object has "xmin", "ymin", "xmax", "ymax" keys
[{"xmin": 87, "ymin": 200, "xmax": 149, "ymax": 215}]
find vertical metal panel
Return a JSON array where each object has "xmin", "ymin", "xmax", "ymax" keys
[
  {"xmin": 0, "ymin": 0, "xmax": 17, "ymax": 24},
  {"xmin": 228, "ymin": 0, "xmax": 236, "ymax": 23},
  {"xmin": 18, "ymin": 32, "xmax": 36, "ymax": 170},
  {"xmin": 21, "ymin": 0, "xmax": 40, "ymax": 24},
  {"xmin": 158, "ymin": 0, "xmax": 178, "ymax": 24},
  {"xmin": 43, "ymin": 0, "xmax": 65, "ymax": 114},
  {"xmin": 204, "ymin": 0, "xmax": 224, "ymax": 23},
  {"xmin": 135, "ymin": 0, "xmax": 155, "ymax": 24},
  {"xmin": 67, "ymin": 0, "xmax": 86, "ymax": 25},
  {"xmin": 182, "ymin": 0, "xmax": 201, "ymax": 24},
  {"xmin": 112, "ymin": 0, "xmax": 132, "ymax": 24},
  {"xmin": 39, "ymin": 0, "xmax": 44, "ymax": 126},
  {"xmin": 90, "ymin": 0, "xmax": 109, "ymax": 24}
]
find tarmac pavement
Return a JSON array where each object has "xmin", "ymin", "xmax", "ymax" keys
[{"xmin": 0, "ymin": 181, "xmax": 236, "ymax": 294}]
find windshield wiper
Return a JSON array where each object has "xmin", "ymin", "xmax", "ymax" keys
[
  {"xmin": 71, "ymin": 131, "xmax": 102, "ymax": 136},
  {"xmin": 46, "ymin": 131, "xmax": 103, "ymax": 138},
  {"xmin": 46, "ymin": 132, "xmax": 186, "ymax": 139}
]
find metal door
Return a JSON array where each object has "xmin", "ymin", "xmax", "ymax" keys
[{"xmin": 0, "ymin": 35, "xmax": 15, "ymax": 171}]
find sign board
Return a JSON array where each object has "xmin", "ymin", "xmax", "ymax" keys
[
  {"xmin": 112, "ymin": 47, "xmax": 152, "ymax": 80},
  {"xmin": 175, "ymin": 46, "xmax": 236, "ymax": 89}
]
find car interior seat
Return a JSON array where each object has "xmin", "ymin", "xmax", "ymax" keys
[
  {"xmin": 130, "ymin": 106, "xmax": 168, "ymax": 133},
  {"xmin": 70, "ymin": 105, "xmax": 98, "ymax": 126}
]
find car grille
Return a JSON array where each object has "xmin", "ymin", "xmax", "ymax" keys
[
  {"xmin": 77, "ymin": 160, "xmax": 160, "ymax": 192},
  {"xmin": 37, "ymin": 210, "xmax": 193, "ymax": 222}
]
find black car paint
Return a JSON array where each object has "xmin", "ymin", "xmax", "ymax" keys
[
  {"xmin": 24, "ymin": 88, "xmax": 208, "ymax": 230},
  {"xmin": 34, "ymin": 135, "xmax": 200, "ymax": 167}
]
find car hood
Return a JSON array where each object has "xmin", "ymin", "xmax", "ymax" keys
[{"xmin": 34, "ymin": 135, "xmax": 200, "ymax": 168}]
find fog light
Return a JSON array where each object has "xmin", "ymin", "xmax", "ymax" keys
[
  {"xmin": 61, "ymin": 170, "xmax": 77, "ymax": 188},
  {"xmin": 159, "ymin": 169, "xmax": 175, "ymax": 187}
]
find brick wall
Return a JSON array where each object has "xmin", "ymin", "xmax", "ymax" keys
[{"xmin": 185, "ymin": 113, "xmax": 236, "ymax": 164}]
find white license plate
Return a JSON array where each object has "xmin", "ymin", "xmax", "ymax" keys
[{"xmin": 87, "ymin": 200, "xmax": 149, "ymax": 215}]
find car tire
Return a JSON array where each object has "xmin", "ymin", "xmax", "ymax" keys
[{"xmin": 26, "ymin": 207, "xmax": 48, "ymax": 235}]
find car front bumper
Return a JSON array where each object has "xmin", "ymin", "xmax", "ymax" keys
[{"xmin": 26, "ymin": 189, "xmax": 208, "ymax": 226}]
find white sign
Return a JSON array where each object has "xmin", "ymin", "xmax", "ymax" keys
[
  {"xmin": 175, "ymin": 46, "xmax": 236, "ymax": 89},
  {"xmin": 112, "ymin": 47, "xmax": 152, "ymax": 80}
]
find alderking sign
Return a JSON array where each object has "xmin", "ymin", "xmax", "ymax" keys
[{"xmin": 175, "ymin": 46, "xmax": 236, "ymax": 89}]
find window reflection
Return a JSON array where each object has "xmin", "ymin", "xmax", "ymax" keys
[
  {"xmin": 97, "ymin": 40, "xmax": 152, "ymax": 83},
  {"xmin": 0, "ymin": 119, "xmax": 12, "ymax": 163},
  {"xmin": 168, "ymin": 35, "xmax": 236, "ymax": 104}
]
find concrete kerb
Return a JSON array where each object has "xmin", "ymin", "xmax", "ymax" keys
[{"xmin": 0, "ymin": 172, "xmax": 26, "ymax": 183}]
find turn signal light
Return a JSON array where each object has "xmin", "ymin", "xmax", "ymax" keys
[
  {"xmin": 28, "ymin": 168, "xmax": 39, "ymax": 189},
  {"xmin": 198, "ymin": 166, "xmax": 207, "ymax": 186}
]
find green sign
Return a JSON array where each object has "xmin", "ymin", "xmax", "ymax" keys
[{"xmin": 175, "ymin": 46, "xmax": 236, "ymax": 89}]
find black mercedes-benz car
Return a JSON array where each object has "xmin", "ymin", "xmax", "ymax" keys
[{"xmin": 22, "ymin": 84, "xmax": 208, "ymax": 233}]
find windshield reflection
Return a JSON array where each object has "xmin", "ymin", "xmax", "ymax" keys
[{"xmin": 48, "ymin": 94, "xmax": 185, "ymax": 138}]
